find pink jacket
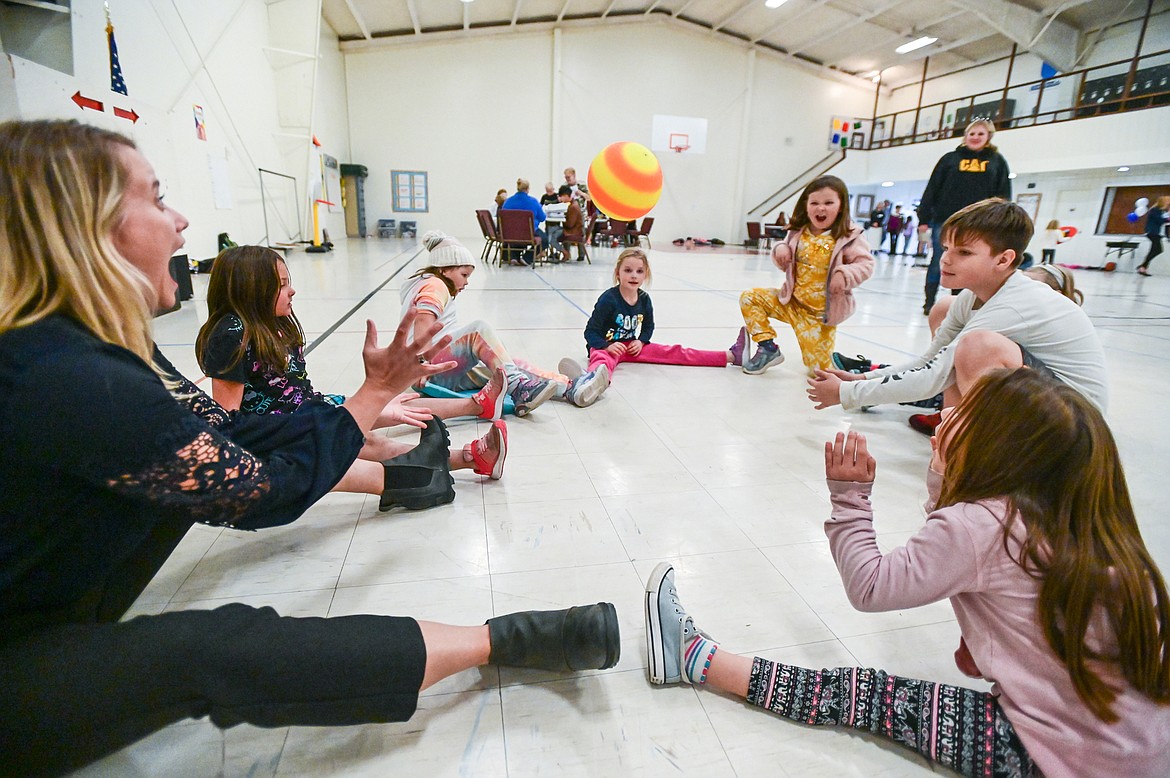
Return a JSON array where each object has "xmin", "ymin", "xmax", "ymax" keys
[
  {"xmin": 825, "ymin": 477, "xmax": 1170, "ymax": 778},
  {"xmin": 769, "ymin": 223, "xmax": 873, "ymax": 326}
]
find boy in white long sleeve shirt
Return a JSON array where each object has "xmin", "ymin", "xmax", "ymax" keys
[{"xmin": 807, "ymin": 198, "xmax": 1107, "ymax": 414}]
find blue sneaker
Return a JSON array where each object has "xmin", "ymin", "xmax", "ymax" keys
[
  {"xmin": 565, "ymin": 364, "xmax": 609, "ymax": 408},
  {"xmin": 509, "ymin": 376, "xmax": 557, "ymax": 417},
  {"xmin": 743, "ymin": 342, "xmax": 784, "ymax": 375},
  {"xmin": 645, "ymin": 562, "xmax": 713, "ymax": 685}
]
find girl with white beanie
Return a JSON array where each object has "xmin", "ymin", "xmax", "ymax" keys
[{"xmin": 400, "ymin": 231, "xmax": 608, "ymax": 413}]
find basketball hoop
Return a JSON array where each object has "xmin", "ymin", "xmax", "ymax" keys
[
  {"xmin": 670, "ymin": 144, "xmax": 690, "ymax": 154},
  {"xmin": 668, "ymin": 132, "xmax": 690, "ymax": 154}
]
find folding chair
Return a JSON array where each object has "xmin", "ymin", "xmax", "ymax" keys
[
  {"xmin": 475, "ymin": 209, "xmax": 500, "ymax": 264},
  {"xmin": 631, "ymin": 217, "xmax": 655, "ymax": 249},
  {"xmin": 561, "ymin": 213, "xmax": 594, "ymax": 264},
  {"xmin": 498, "ymin": 209, "xmax": 540, "ymax": 266}
]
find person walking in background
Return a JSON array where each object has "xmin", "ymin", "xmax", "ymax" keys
[
  {"xmin": 1137, "ymin": 195, "xmax": 1169, "ymax": 276},
  {"xmin": 1040, "ymin": 219, "xmax": 1067, "ymax": 265},
  {"xmin": 884, "ymin": 205, "xmax": 905, "ymax": 255},
  {"xmin": 917, "ymin": 119, "xmax": 1012, "ymax": 313},
  {"xmin": 866, "ymin": 199, "xmax": 888, "ymax": 251}
]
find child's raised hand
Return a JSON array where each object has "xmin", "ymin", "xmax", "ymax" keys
[
  {"xmin": 824, "ymin": 430, "xmax": 876, "ymax": 483},
  {"xmin": 606, "ymin": 342, "xmax": 627, "ymax": 357},
  {"xmin": 383, "ymin": 392, "xmax": 433, "ymax": 429},
  {"xmin": 626, "ymin": 340, "xmax": 643, "ymax": 357}
]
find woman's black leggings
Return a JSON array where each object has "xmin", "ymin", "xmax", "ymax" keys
[
  {"xmin": 0, "ymin": 605, "xmax": 427, "ymax": 777},
  {"xmin": 1140, "ymin": 235, "xmax": 1163, "ymax": 269}
]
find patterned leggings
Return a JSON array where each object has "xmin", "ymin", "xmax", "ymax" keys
[
  {"xmin": 423, "ymin": 320, "xmax": 568, "ymax": 395},
  {"xmin": 747, "ymin": 658, "xmax": 1037, "ymax": 778},
  {"xmin": 739, "ymin": 288, "xmax": 835, "ymax": 373}
]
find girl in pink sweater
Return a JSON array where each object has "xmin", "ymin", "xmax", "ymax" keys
[{"xmin": 645, "ymin": 368, "xmax": 1170, "ymax": 777}]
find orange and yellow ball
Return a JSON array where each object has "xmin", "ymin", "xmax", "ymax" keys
[{"xmin": 587, "ymin": 142, "xmax": 662, "ymax": 222}]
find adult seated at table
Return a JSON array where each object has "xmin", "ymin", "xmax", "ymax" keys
[
  {"xmin": 539, "ymin": 182, "xmax": 558, "ymax": 207},
  {"xmin": 564, "ymin": 167, "xmax": 590, "ymax": 213},
  {"xmin": 502, "ymin": 178, "xmax": 547, "ymax": 265},
  {"xmin": 545, "ymin": 185, "xmax": 584, "ymax": 263}
]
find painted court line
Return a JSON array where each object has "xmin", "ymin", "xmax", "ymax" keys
[{"xmin": 305, "ymin": 248, "xmax": 423, "ymax": 355}]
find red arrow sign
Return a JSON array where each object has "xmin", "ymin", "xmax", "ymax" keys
[
  {"xmin": 113, "ymin": 106, "xmax": 139, "ymax": 124},
  {"xmin": 71, "ymin": 91, "xmax": 104, "ymax": 113}
]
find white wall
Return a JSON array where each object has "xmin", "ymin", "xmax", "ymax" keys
[
  {"xmin": 5, "ymin": 0, "xmax": 346, "ymax": 259},
  {"xmin": 343, "ymin": 20, "xmax": 874, "ymax": 244}
]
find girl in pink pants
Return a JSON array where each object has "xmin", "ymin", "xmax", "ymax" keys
[{"xmin": 560, "ymin": 249, "xmax": 742, "ymax": 407}]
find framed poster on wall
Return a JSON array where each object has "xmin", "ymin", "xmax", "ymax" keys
[
  {"xmin": 855, "ymin": 194, "xmax": 874, "ymax": 219},
  {"xmin": 1016, "ymin": 193, "xmax": 1042, "ymax": 224},
  {"xmin": 392, "ymin": 170, "xmax": 428, "ymax": 212}
]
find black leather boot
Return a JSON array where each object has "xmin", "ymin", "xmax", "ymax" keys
[
  {"xmin": 487, "ymin": 602, "xmax": 620, "ymax": 672},
  {"xmin": 379, "ymin": 418, "xmax": 455, "ymax": 511}
]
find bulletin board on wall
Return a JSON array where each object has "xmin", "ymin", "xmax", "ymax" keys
[
  {"xmin": 1097, "ymin": 184, "xmax": 1170, "ymax": 235},
  {"xmin": 392, "ymin": 170, "xmax": 428, "ymax": 213}
]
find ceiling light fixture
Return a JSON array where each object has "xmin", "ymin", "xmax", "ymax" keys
[
  {"xmin": 895, "ymin": 36, "xmax": 937, "ymax": 54},
  {"xmin": 1117, "ymin": 166, "xmax": 1130, "ymax": 172},
  {"xmin": 881, "ymin": 181, "xmax": 894, "ymax": 187},
  {"xmin": 1008, "ymin": 173, "xmax": 1017, "ymax": 179},
  {"xmin": 765, "ymin": 0, "xmax": 790, "ymax": 9}
]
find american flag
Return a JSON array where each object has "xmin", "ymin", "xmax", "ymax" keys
[{"xmin": 107, "ymin": 20, "xmax": 127, "ymax": 96}]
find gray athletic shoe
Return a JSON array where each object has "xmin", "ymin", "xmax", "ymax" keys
[
  {"xmin": 558, "ymin": 357, "xmax": 585, "ymax": 383},
  {"xmin": 743, "ymin": 344, "xmax": 785, "ymax": 375},
  {"xmin": 510, "ymin": 376, "xmax": 557, "ymax": 417},
  {"xmin": 645, "ymin": 562, "xmax": 712, "ymax": 686},
  {"xmin": 565, "ymin": 364, "xmax": 609, "ymax": 408}
]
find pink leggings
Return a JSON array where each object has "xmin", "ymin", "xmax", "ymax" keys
[{"xmin": 587, "ymin": 342, "xmax": 727, "ymax": 379}]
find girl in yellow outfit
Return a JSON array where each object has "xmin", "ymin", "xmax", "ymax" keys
[{"xmin": 737, "ymin": 176, "xmax": 874, "ymax": 375}]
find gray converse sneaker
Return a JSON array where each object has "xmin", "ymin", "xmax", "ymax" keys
[
  {"xmin": 565, "ymin": 364, "xmax": 610, "ymax": 408},
  {"xmin": 645, "ymin": 562, "xmax": 712, "ymax": 685},
  {"xmin": 743, "ymin": 343, "xmax": 785, "ymax": 375},
  {"xmin": 510, "ymin": 376, "xmax": 557, "ymax": 417}
]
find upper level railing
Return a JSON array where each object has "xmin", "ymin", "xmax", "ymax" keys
[{"xmin": 867, "ymin": 48, "xmax": 1170, "ymax": 150}]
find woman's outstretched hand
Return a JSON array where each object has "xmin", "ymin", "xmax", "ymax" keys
[
  {"xmin": 824, "ymin": 430, "xmax": 876, "ymax": 483},
  {"xmin": 361, "ymin": 309, "xmax": 456, "ymax": 397}
]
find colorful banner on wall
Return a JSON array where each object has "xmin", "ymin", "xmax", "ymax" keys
[{"xmin": 828, "ymin": 117, "xmax": 868, "ymax": 150}]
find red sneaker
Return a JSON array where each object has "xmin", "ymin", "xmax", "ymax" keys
[
  {"xmin": 473, "ymin": 368, "xmax": 507, "ymax": 420},
  {"xmin": 909, "ymin": 412, "xmax": 942, "ymax": 436},
  {"xmin": 465, "ymin": 420, "xmax": 507, "ymax": 479}
]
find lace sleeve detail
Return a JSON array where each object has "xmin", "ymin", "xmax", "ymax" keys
[{"xmin": 105, "ymin": 413, "xmax": 270, "ymax": 527}]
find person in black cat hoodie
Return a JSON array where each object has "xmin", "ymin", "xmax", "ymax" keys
[{"xmin": 917, "ymin": 119, "xmax": 1012, "ymax": 314}]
